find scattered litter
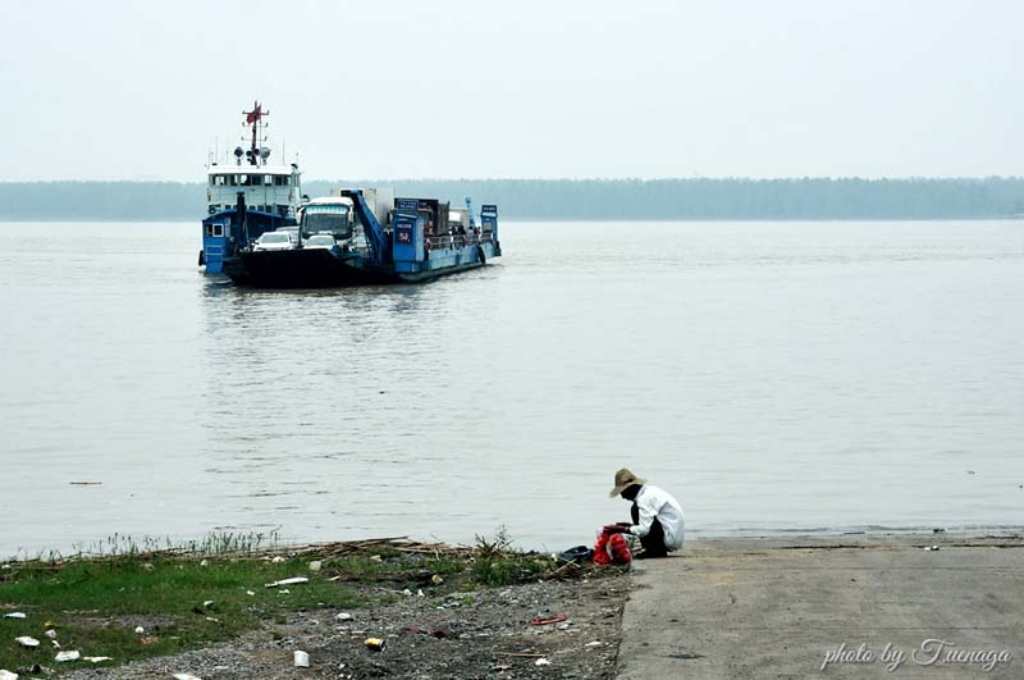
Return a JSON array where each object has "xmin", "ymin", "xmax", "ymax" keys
[
  {"xmin": 205, "ymin": 617, "xmax": 220, "ymax": 624},
  {"xmin": 270, "ymin": 556, "xmax": 286, "ymax": 564},
  {"xmin": 173, "ymin": 674, "xmax": 203, "ymax": 680},
  {"xmin": 327, "ymin": 575, "xmax": 342, "ymax": 582},
  {"xmin": 265, "ymin": 577, "xmax": 309, "ymax": 588},
  {"xmin": 15, "ymin": 637, "xmax": 39, "ymax": 648},
  {"xmin": 530, "ymin": 613, "xmax": 569, "ymax": 626},
  {"xmin": 55, "ymin": 650, "xmax": 80, "ymax": 662},
  {"xmin": 2, "ymin": 613, "xmax": 26, "ymax": 620},
  {"xmin": 246, "ymin": 590, "xmax": 255, "ymax": 596},
  {"xmin": 308, "ymin": 560, "xmax": 322, "ymax": 572},
  {"xmin": 279, "ymin": 589, "xmax": 291, "ymax": 595},
  {"xmin": 44, "ymin": 629, "xmax": 58, "ymax": 639},
  {"xmin": 923, "ymin": 545, "xmax": 940, "ymax": 551},
  {"xmin": 51, "ymin": 640, "xmax": 61, "ymax": 648},
  {"xmin": 141, "ymin": 562, "xmax": 155, "ymax": 570},
  {"xmin": 293, "ymin": 650, "xmax": 310, "ymax": 668},
  {"xmin": 585, "ymin": 640, "xmax": 603, "ymax": 648},
  {"xmin": 534, "ymin": 658, "xmax": 552, "ymax": 667},
  {"xmin": 0, "ymin": 670, "xmax": 17, "ymax": 680},
  {"xmin": 369, "ymin": 555, "xmax": 383, "ymax": 563},
  {"xmin": 493, "ymin": 664, "xmax": 511, "ymax": 672},
  {"xmin": 199, "ymin": 560, "xmax": 209, "ymax": 567},
  {"xmin": 336, "ymin": 612, "xmax": 353, "ymax": 621},
  {"xmin": 139, "ymin": 636, "xmax": 160, "ymax": 646},
  {"xmin": 416, "ymin": 589, "xmax": 425, "ymax": 598},
  {"xmin": 202, "ymin": 600, "xmax": 215, "ymax": 609},
  {"xmin": 556, "ymin": 622, "xmax": 571, "ymax": 630},
  {"xmin": 83, "ymin": 656, "xmax": 113, "ymax": 663},
  {"xmin": 431, "ymin": 574, "xmax": 444, "ymax": 585},
  {"xmin": 364, "ymin": 637, "xmax": 386, "ymax": 651},
  {"xmin": 135, "ymin": 626, "xmax": 146, "ymax": 634},
  {"xmin": 401, "ymin": 589, "xmax": 413, "ymax": 597}
]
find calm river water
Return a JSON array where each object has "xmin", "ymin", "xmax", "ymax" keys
[{"xmin": 1, "ymin": 220, "xmax": 1022, "ymax": 556}]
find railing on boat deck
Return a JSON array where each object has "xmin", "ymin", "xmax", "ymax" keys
[{"xmin": 425, "ymin": 232, "xmax": 495, "ymax": 251}]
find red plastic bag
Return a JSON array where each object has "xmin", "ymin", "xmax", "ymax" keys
[{"xmin": 593, "ymin": 527, "xmax": 632, "ymax": 566}]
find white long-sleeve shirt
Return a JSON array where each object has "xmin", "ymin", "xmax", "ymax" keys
[{"xmin": 629, "ymin": 484, "xmax": 685, "ymax": 551}]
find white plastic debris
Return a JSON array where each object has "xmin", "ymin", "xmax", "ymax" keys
[
  {"xmin": 265, "ymin": 576, "xmax": 309, "ymax": 588},
  {"xmin": 336, "ymin": 612, "xmax": 353, "ymax": 621},
  {"xmin": 431, "ymin": 574, "xmax": 444, "ymax": 585},
  {"xmin": 15, "ymin": 636, "xmax": 39, "ymax": 648},
  {"xmin": 55, "ymin": 650, "xmax": 81, "ymax": 662},
  {"xmin": 401, "ymin": 589, "xmax": 413, "ymax": 597},
  {"xmin": 173, "ymin": 674, "xmax": 203, "ymax": 680},
  {"xmin": 199, "ymin": 559, "xmax": 209, "ymax": 567},
  {"xmin": 294, "ymin": 650, "xmax": 310, "ymax": 668},
  {"xmin": 2, "ymin": 613, "xmax": 26, "ymax": 620},
  {"xmin": 51, "ymin": 640, "xmax": 61, "ymax": 648},
  {"xmin": 308, "ymin": 560, "xmax": 322, "ymax": 572},
  {"xmin": 924, "ymin": 545, "xmax": 941, "ymax": 552},
  {"xmin": 270, "ymin": 555, "xmax": 286, "ymax": 564},
  {"xmin": 534, "ymin": 658, "xmax": 551, "ymax": 666},
  {"xmin": 202, "ymin": 600, "xmax": 215, "ymax": 608},
  {"xmin": 44, "ymin": 629, "xmax": 57, "ymax": 639},
  {"xmin": 246, "ymin": 590, "xmax": 255, "ymax": 596},
  {"xmin": 135, "ymin": 626, "xmax": 146, "ymax": 634},
  {"xmin": 416, "ymin": 589, "xmax": 425, "ymax": 598},
  {"xmin": 84, "ymin": 656, "xmax": 113, "ymax": 663},
  {"xmin": 279, "ymin": 589, "xmax": 290, "ymax": 594},
  {"xmin": 585, "ymin": 640, "xmax": 603, "ymax": 648},
  {"xmin": 556, "ymin": 622, "xmax": 571, "ymax": 630},
  {"xmin": 0, "ymin": 670, "xmax": 18, "ymax": 680}
]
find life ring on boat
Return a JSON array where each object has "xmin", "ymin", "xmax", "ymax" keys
[
  {"xmin": 476, "ymin": 245, "xmax": 486, "ymax": 265},
  {"xmin": 198, "ymin": 249, "xmax": 205, "ymax": 266}
]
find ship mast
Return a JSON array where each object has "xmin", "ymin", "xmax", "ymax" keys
[{"xmin": 242, "ymin": 101, "xmax": 269, "ymax": 166}]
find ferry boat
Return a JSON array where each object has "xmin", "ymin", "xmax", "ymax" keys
[
  {"xmin": 199, "ymin": 102, "xmax": 302, "ymax": 274},
  {"xmin": 227, "ymin": 192, "xmax": 501, "ymax": 286},
  {"xmin": 201, "ymin": 102, "xmax": 501, "ymax": 287}
]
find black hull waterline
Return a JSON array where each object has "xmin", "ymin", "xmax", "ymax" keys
[{"xmin": 227, "ymin": 246, "xmax": 495, "ymax": 288}]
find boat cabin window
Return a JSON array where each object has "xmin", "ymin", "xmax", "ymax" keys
[
  {"xmin": 302, "ymin": 204, "xmax": 352, "ymax": 238},
  {"xmin": 210, "ymin": 173, "xmax": 292, "ymax": 187}
]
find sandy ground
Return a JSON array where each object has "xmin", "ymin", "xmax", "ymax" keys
[{"xmin": 62, "ymin": 573, "xmax": 628, "ymax": 680}]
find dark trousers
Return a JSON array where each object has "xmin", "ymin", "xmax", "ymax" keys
[{"xmin": 631, "ymin": 503, "xmax": 668, "ymax": 558}]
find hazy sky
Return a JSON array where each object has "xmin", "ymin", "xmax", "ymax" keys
[{"xmin": 1, "ymin": 1, "xmax": 1020, "ymax": 180}]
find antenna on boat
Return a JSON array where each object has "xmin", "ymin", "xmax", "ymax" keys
[{"xmin": 242, "ymin": 100, "xmax": 269, "ymax": 167}]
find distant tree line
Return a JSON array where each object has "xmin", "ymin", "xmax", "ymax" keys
[{"xmin": 2, "ymin": 178, "xmax": 1023, "ymax": 221}]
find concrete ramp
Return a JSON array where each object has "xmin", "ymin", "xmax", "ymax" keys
[{"xmin": 617, "ymin": 534, "xmax": 1024, "ymax": 679}]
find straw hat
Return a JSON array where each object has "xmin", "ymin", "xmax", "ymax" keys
[{"xmin": 609, "ymin": 468, "xmax": 645, "ymax": 498}]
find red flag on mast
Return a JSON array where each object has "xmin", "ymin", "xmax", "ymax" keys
[{"xmin": 244, "ymin": 101, "xmax": 264, "ymax": 125}]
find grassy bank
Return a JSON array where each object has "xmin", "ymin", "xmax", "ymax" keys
[{"xmin": 0, "ymin": 533, "xmax": 569, "ymax": 675}]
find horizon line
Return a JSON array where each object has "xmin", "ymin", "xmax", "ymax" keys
[{"xmin": 2, "ymin": 175, "xmax": 1024, "ymax": 184}]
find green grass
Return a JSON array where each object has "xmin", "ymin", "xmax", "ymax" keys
[
  {"xmin": 0, "ymin": 530, "xmax": 566, "ymax": 673},
  {"xmin": 0, "ymin": 555, "xmax": 363, "ymax": 671}
]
